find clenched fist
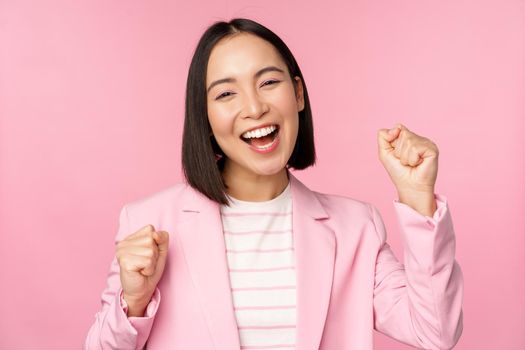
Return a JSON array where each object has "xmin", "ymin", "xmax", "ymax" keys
[
  {"xmin": 377, "ymin": 123, "xmax": 439, "ymax": 216},
  {"xmin": 377, "ymin": 123, "xmax": 439, "ymax": 194},
  {"xmin": 115, "ymin": 224, "xmax": 169, "ymax": 316}
]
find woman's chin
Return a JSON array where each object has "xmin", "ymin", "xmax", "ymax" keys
[
  {"xmin": 223, "ymin": 154, "xmax": 289, "ymax": 178},
  {"xmin": 247, "ymin": 160, "xmax": 287, "ymax": 177}
]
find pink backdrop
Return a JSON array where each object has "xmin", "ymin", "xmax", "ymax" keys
[{"xmin": 1, "ymin": 0, "xmax": 524, "ymax": 349}]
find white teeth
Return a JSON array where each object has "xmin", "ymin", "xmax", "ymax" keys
[{"xmin": 242, "ymin": 125, "xmax": 277, "ymax": 139}]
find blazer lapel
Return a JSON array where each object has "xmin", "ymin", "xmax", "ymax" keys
[
  {"xmin": 289, "ymin": 173, "xmax": 336, "ymax": 350},
  {"xmin": 176, "ymin": 172, "xmax": 336, "ymax": 350},
  {"xmin": 176, "ymin": 186, "xmax": 241, "ymax": 350}
]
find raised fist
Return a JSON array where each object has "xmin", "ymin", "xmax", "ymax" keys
[{"xmin": 115, "ymin": 224, "xmax": 169, "ymax": 315}]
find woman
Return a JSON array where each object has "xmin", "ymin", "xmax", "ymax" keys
[{"xmin": 84, "ymin": 18, "xmax": 463, "ymax": 350}]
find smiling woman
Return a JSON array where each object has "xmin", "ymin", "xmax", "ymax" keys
[{"xmin": 84, "ymin": 17, "xmax": 464, "ymax": 350}]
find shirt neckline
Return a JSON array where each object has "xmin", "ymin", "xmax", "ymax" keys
[{"xmin": 224, "ymin": 180, "xmax": 291, "ymax": 208}]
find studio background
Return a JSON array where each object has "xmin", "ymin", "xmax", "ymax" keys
[{"xmin": 1, "ymin": 0, "xmax": 524, "ymax": 349}]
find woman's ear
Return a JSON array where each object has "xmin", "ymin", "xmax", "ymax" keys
[{"xmin": 294, "ymin": 76, "xmax": 305, "ymax": 112}]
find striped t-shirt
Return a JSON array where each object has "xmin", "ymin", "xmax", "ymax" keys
[{"xmin": 220, "ymin": 181, "xmax": 296, "ymax": 350}]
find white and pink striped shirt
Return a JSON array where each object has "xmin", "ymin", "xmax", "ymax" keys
[{"xmin": 220, "ymin": 181, "xmax": 296, "ymax": 350}]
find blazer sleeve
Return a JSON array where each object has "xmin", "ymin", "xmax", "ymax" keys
[
  {"xmin": 83, "ymin": 205, "xmax": 162, "ymax": 350},
  {"xmin": 370, "ymin": 194, "xmax": 464, "ymax": 350}
]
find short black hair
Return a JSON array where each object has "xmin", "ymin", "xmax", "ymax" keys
[{"xmin": 181, "ymin": 18, "xmax": 316, "ymax": 205}]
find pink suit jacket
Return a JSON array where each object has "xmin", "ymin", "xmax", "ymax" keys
[{"xmin": 84, "ymin": 172, "xmax": 463, "ymax": 350}]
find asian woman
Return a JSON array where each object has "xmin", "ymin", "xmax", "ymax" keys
[{"xmin": 84, "ymin": 17, "xmax": 463, "ymax": 350}]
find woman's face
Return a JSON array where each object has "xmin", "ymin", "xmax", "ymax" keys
[{"xmin": 206, "ymin": 32, "xmax": 304, "ymax": 178}]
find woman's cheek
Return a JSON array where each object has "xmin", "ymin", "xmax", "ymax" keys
[
  {"xmin": 276, "ymin": 86, "xmax": 300, "ymax": 114},
  {"xmin": 209, "ymin": 107, "xmax": 234, "ymax": 135}
]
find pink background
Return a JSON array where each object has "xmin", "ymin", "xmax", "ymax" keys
[{"xmin": 1, "ymin": 0, "xmax": 524, "ymax": 349}]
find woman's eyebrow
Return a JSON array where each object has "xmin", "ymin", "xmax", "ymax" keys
[{"xmin": 207, "ymin": 66, "xmax": 285, "ymax": 94}]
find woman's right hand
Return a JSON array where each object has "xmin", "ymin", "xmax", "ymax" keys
[{"xmin": 115, "ymin": 224, "xmax": 169, "ymax": 315}]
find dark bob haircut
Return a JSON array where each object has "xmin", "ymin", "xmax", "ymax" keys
[{"xmin": 181, "ymin": 18, "xmax": 316, "ymax": 205}]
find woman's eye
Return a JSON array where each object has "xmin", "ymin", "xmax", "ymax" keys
[
  {"xmin": 216, "ymin": 91, "xmax": 234, "ymax": 100},
  {"xmin": 261, "ymin": 79, "xmax": 280, "ymax": 87}
]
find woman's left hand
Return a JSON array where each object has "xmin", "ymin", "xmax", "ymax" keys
[{"xmin": 377, "ymin": 123, "xmax": 439, "ymax": 215}]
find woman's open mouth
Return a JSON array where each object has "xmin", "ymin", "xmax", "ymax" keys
[
  {"xmin": 240, "ymin": 124, "xmax": 279, "ymax": 146},
  {"xmin": 240, "ymin": 124, "xmax": 280, "ymax": 153}
]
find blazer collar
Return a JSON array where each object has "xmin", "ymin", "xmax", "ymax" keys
[
  {"xmin": 175, "ymin": 171, "xmax": 335, "ymax": 350},
  {"xmin": 180, "ymin": 170, "xmax": 329, "ymax": 219}
]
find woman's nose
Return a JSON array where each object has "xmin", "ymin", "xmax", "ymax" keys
[{"xmin": 242, "ymin": 91, "xmax": 268, "ymax": 119}]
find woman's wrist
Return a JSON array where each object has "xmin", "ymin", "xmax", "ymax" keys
[
  {"xmin": 397, "ymin": 190, "xmax": 437, "ymax": 217},
  {"xmin": 122, "ymin": 292, "xmax": 152, "ymax": 317}
]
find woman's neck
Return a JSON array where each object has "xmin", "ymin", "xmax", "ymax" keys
[{"xmin": 221, "ymin": 163, "xmax": 289, "ymax": 202}]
